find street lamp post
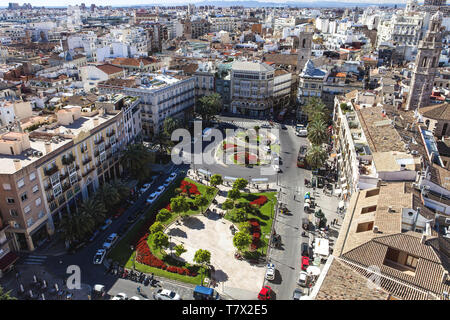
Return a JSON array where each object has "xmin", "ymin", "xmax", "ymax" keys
[{"xmin": 130, "ymin": 245, "xmax": 135, "ymax": 270}]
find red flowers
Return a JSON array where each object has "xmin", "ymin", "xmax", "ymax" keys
[
  {"xmin": 250, "ymin": 195, "xmax": 268, "ymax": 207},
  {"xmin": 165, "ymin": 204, "xmax": 171, "ymax": 211},
  {"xmin": 180, "ymin": 180, "xmax": 200, "ymax": 196},
  {"xmin": 223, "ymin": 143, "xmax": 237, "ymax": 150},
  {"xmin": 248, "ymin": 219, "xmax": 261, "ymax": 250},
  {"xmin": 234, "ymin": 152, "xmax": 257, "ymax": 163}
]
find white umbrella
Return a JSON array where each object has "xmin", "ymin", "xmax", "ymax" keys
[
  {"xmin": 307, "ymin": 266, "xmax": 321, "ymax": 276},
  {"xmin": 41, "ymin": 293, "xmax": 45, "ymax": 300},
  {"xmin": 19, "ymin": 284, "xmax": 24, "ymax": 293}
]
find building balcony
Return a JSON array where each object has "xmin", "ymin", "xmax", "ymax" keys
[
  {"xmin": 82, "ymin": 157, "xmax": 92, "ymax": 165},
  {"xmin": 44, "ymin": 165, "xmax": 59, "ymax": 176},
  {"xmin": 82, "ymin": 167, "xmax": 95, "ymax": 177},
  {"xmin": 94, "ymin": 137, "xmax": 104, "ymax": 145},
  {"xmin": 62, "ymin": 183, "xmax": 71, "ymax": 193},
  {"xmin": 61, "ymin": 154, "xmax": 75, "ymax": 166},
  {"xmin": 106, "ymin": 129, "xmax": 115, "ymax": 137}
]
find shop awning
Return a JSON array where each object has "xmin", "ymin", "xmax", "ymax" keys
[{"xmin": 0, "ymin": 251, "xmax": 19, "ymax": 272}]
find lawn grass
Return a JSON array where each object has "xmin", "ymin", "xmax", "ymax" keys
[
  {"xmin": 224, "ymin": 191, "xmax": 277, "ymax": 256},
  {"xmin": 107, "ymin": 176, "xmax": 216, "ymax": 285}
]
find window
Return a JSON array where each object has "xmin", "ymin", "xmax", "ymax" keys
[
  {"xmin": 24, "ymin": 205, "xmax": 31, "ymax": 214},
  {"xmin": 38, "ymin": 210, "xmax": 45, "ymax": 219},
  {"xmin": 32, "ymin": 185, "xmax": 39, "ymax": 193},
  {"xmin": 26, "ymin": 218, "xmax": 34, "ymax": 228},
  {"xmin": 35, "ymin": 198, "xmax": 41, "ymax": 206},
  {"xmin": 21, "ymin": 192, "xmax": 28, "ymax": 202},
  {"xmin": 29, "ymin": 172, "xmax": 36, "ymax": 181},
  {"xmin": 6, "ymin": 197, "xmax": 15, "ymax": 204},
  {"xmin": 356, "ymin": 221, "xmax": 374, "ymax": 233},
  {"xmin": 10, "ymin": 209, "xmax": 18, "ymax": 217},
  {"xmin": 3, "ymin": 183, "xmax": 11, "ymax": 190},
  {"xmin": 361, "ymin": 205, "xmax": 377, "ymax": 214},
  {"xmin": 17, "ymin": 178, "xmax": 24, "ymax": 188},
  {"xmin": 405, "ymin": 255, "xmax": 419, "ymax": 269}
]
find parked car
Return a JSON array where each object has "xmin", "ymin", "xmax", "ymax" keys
[
  {"xmin": 301, "ymin": 242, "xmax": 311, "ymax": 257},
  {"xmin": 153, "ymin": 289, "xmax": 181, "ymax": 300},
  {"xmin": 88, "ymin": 230, "xmax": 100, "ymax": 242},
  {"xmin": 102, "ymin": 233, "xmax": 118, "ymax": 250},
  {"xmin": 140, "ymin": 183, "xmax": 152, "ymax": 194},
  {"xmin": 91, "ymin": 284, "xmax": 106, "ymax": 300},
  {"xmin": 93, "ymin": 249, "xmax": 106, "ymax": 265},
  {"xmin": 163, "ymin": 179, "xmax": 171, "ymax": 188},
  {"xmin": 257, "ymin": 286, "xmax": 275, "ymax": 300},
  {"xmin": 193, "ymin": 286, "xmax": 220, "ymax": 300},
  {"xmin": 265, "ymin": 263, "xmax": 276, "ymax": 281},
  {"xmin": 297, "ymin": 271, "xmax": 309, "ymax": 287},
  {"xmin": 156, "ymin": 185, "xmax": 165, "ymax": 195},
  {"xmin": 111, "ymin": 293, "xmax": 127, "ymax": 300},
  {"xmin": 146, "ymin": 192, "xmax": 158, "ymax": 205},
  {"xmin": 301, "ymin": 256, "xmax": 310, "ymax": 271},
  {"xmin": 168, "ymin": 172, "xmax": 177, "ymax": 181},
  {"xmin": 100, "ymin": 219, "xmax": 112, "ymax": 231},
  {"xmin": 292, "ymin": 288, "xmax": 303, "ymax": 300}
]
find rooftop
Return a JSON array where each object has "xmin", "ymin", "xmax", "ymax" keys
[{"xmin": 232, "ymin": 61, "xmax": 274, "ymax": 73}]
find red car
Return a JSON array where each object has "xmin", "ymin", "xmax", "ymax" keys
[
  {"xmin": 301, "ymin": 256, "xmax": 310, "ymax": 271},
  {"xmin": 258, "ymin": 286, "xmax": 274, "ymax": 300}
]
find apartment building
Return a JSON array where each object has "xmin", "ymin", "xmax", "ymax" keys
[
  {"xmin": 273, "ymin": 69, "xmax": 292, "ymax": 110},
  {"xmin": 98, "ymin": 72, "xmax": 195, "ymax": 139},
  {"xmin": 0, "ymin": 215, "xmax": 17, "ymax": 278},
  {"xmin": 209, "ymin": 16, "xmax": 241, "ymax": 33},
  {"xmin": 297, "ymin": 59, "xmax": 326, "ymax": 106},
  {"xmin": 0, "ymin": 95, "xmax": 141, "ymax": 252},
  {"xmin": 230, "ymin": 61, "xmax": 274, "ymax": 118}
]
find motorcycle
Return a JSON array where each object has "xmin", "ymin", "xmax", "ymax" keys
[{"xmin": 122, "ymin": 269, "xmax": 128, "ymax": 279}]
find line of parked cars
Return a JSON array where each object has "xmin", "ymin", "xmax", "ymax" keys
[
  {"xmin": 146, "ymin": 172, "xmax": 177, "ymax": 205},
  {"xmin": 93, "ymin": 232, "xmax": 119, "ymax": 265}
]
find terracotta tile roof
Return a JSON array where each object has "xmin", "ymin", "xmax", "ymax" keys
[
  {"xmin": 316, "ymin": 258, "xmax": 390, "ymax": 300},
  {"xmin": 340, "ymin": 233, "xmax": 450, "ymax": 300},
  {"xmin": 419, "ymin": 103, "xmax": 450, "ymax": 121},
  {"xmin": 96, "ymin": 64, "xmax": 124, "ymax": 75},
  {"xmin": 263, "ymin": 53, "xmax": 297, "ymax": 66},
  {"xmin": 110, "ymin": 57, "xmax": 158, "ymax": 67}
]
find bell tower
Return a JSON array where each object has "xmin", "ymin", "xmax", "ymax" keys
[
  {"xmin": 297, "ymin": 25, "xmax": 313, "ymax": 72},
  {"xmin": 405, "ymin": 11, "xmax": 443, "ymax": 110}
]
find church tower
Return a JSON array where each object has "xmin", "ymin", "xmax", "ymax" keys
[
  {"xmin": 405, "ymin": 11, "xmax": 443, "ymax": 110},
  {"xmin": 297, "ymin": 27, "xmax": 313, "ymax": 72}
]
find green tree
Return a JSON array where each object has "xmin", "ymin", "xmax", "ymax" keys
[
  {"xmin": 240, "ymin": 221, "xmax": 252, "ymax": 234},
  {"xmin": 120, "ymin": 143, "xmax": 152, "ymax": 180},
  {"xmin": 59, "ymin": 211, "xmax": 95, "ymax": 244},
  {"xmin": 174, "ymin": 244, "xmax": 187, "ymax": 258},
  {"xmin": 210, "ymin": 174, "xmax": 223, "ymax": 188},
  {"xmin": 227, "ymin": 188, "xmax": 241, "ymax": 203},
  {"xmin": 233, "ymin": 178, "xmax": 248, "ymax": 191},
  {"xmin": 96, "ymin": 183, "xmax": 120, "ymax": 213},
  {"xmin": 79, "ymin": 198, "xmax": 106, "ymax": 225},
  {"xmin": 306, "ymin": 144, "xmax": 327, "ymax": 170},
  {"xmin": 194, "ymin": 195, "xmax": 209, "ymax": 213},
  {"xmin": 222, "ymin": 199, "xmax": 235, "ymax": 214},
  {"xmin": 307, "ymin": 119, "xmax": 328, "ymax": 146},
  {"xmin": 206, "ymin": 186, "xmax": 216, "ymax": 197},
  {"xmin": 152, "ymin": 231, "xmax": 169, "ymax": 253},
  {"xmin": 0, "ymin": 286, "xmax": 15, "ymax": 300},
  {"xmin": 150, "ymin": 221, "xmax": 164, "ymax": 234},
  {"xmin": 193, "ymin": 248, "xmax": 212, "ymax": 285},
  {"xmin": 196, "ymin": 93, "xmax": 222, "ymax": 125},
  {"xmin": 233, "ymin": 231, "xmax": 252, "ymax": 253},
  {"xmin": 163, "ymin": 116, "xmax": 182, "ymax": 140},
  {"xmin": 156, "ymin": 208, "xmax": 172, "ymax": 223},
  {"xmin": 303, "ymin": 97, "xmax": 328, "ymax": 122},
  {"xmin": 170, "ymin": 196, "xmax": 190, "ymax": 219},
  {"xmin": 111, "ymin": 180, "xmax": 130, "ymax": 202},
  {"xmin": 234, "ymin": 207, "xmax": 248, "ymax": 222}
]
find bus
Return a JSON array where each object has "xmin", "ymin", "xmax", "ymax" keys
[{"xmin": 297, "ymin": 145, "xmax": 308, "ymax": 168}]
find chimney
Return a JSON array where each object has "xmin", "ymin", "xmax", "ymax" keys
[
  {"xmin": 421, "ymin": 233, "xmax": 427, "ymax": 244},
  {"xmin": 45, "ymin": 142, "xmax": 52, "ymax": 154},
  {"xmin": 13, "ymin": 159, "xmax": 21, "ymax": 171},
  {"xmin": 373, "ymin": 226, "xmax": 379, "ymax": 233},
  {"xmin": 93, "ymin": 118, "xmax": 99, "ymax": 127}
]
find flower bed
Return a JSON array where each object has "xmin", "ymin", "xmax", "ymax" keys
[
  {"xmin": 248, "ymin": 219, "xmax": 261, "ymax": 250},
  {"xmin": 234, "ymin": 152, "xmax": 258, "ymax": 164},
  {"xmin": 223, "ymin": 143, "xmax": 237, "ymax": 150},
  {"xmin": 180, "ymin": 180, "xmax": 201, "ymax": 196},
  {"xmin": 165, "ymin": 204, "xmax": 171, "ymax": 211},
  {"xmin": 250, "ymin": 195, "xmax": 268, "ymax": 207}
]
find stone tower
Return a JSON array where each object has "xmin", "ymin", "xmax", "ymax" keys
[
  {"xmin": 405, "ymin": 0, "xmax": 419, "ymax": 13},
  {"xmin": 405, "ymin": 11, "xmax": 443, "ymax": 111},
  {"xmin": 297, "ymin": 30, "xmax": 313, "ymax": 72}
]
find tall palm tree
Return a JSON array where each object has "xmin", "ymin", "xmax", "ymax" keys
[
  {"xmin": 111, "ymin": 179, "xmax": 130, "ymax": 202},
  {"xmin": 306, "ymin": 144, "xmax": 327, "ymax": 170},
  {"xmin": 79, "ymin": 198, "xmax": 106, "ymax": 225},
  {"xmin": 96, "ymin": 183, "xmax": 120, "ymax": 213},
  {"xmin": 307, "ymin": 119, "xmax": 328, "ymax": 146},
  {"xmin": 120, "ymin": 144, "xmax": 152, "ymax": 180},
  {"xmin": 303, "ymin": 97, "xmax": 328, "ymax": 122}
]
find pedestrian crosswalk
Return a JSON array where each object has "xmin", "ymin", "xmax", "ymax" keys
[{"xmin": 22, "ymin": 255, "xmax": 47, "ymax": 265}]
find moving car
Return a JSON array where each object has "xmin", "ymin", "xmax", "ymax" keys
[
  {"xmin": 111, "ymin": 293, "xmax": 127, "ymax": 300},
  {"xmin": 146, "ymin": 192, "xmax": 158, "ymax": 205},
  {"xmin": 102, "ymin": 233, "xmax": 118, "ymax": 250},
  {"xmin": 257, "ymin": 286, "xmax": 274, "ymax": 300},
  {"xmin": 92, "ymin": 284, "xmax": 106, "ymax": 300},
  {"xmin": 265, "ymin": 263, "xmax": 276, "ymax": 281},
  {"xmin": 163, "ymin": 178, "xmax": 171, "ymax": 188},
  {"xmin": 93, "ymin": 249, "xmax": 106, "ymax": 265},
  {"xmin": 193, "ymin": 286, "xmax": 220, "ymax": 300},
  {"xmin": 153, "ymin": 289, "xmax": 181, "ymax": 300},
  {"xmin": 168, "ymin": 172, "xmax": 177, "ymax": 181}
]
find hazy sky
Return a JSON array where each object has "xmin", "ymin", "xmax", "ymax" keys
[{"xmin": 4, "ymin": 0, "xmax": 410, "ymax": 6}]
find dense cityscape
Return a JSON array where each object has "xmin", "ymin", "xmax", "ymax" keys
[{"xmin": 0, "ymin": 0, "xmax": 449, "ymax": 305}]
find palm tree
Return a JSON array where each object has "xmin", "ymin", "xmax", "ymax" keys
[
  {"xmin": 307, "ymin": 119, "xmax": 328, "ymax": 146},
  {"xmin": 306, "ymin": 144, "xmax": 327, "ymax": 170},
  {"xmin": 304, "ymin": 97, "xmax": 328, "ymax": 122},
  {"xmin": 120, "ymin": 144, "xmax": 152, "ymax": 180},
  {"xmin": 79, "ymin": 198, "xmax": 106, "ymax": 225},
  {"xmin": 153, "ymin": 131, "xmax": 172, "ymax": 155},
  {"xmin": 96, "ymin": 183, "xmax": 120, "ymax": 213},
  {"xmin": 0, "ymin": 286, "xmax": 16, "ymax": 300},
  {"xmin": 111, "ymin": 179, "xmax": 130, "ymax": 202}
]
